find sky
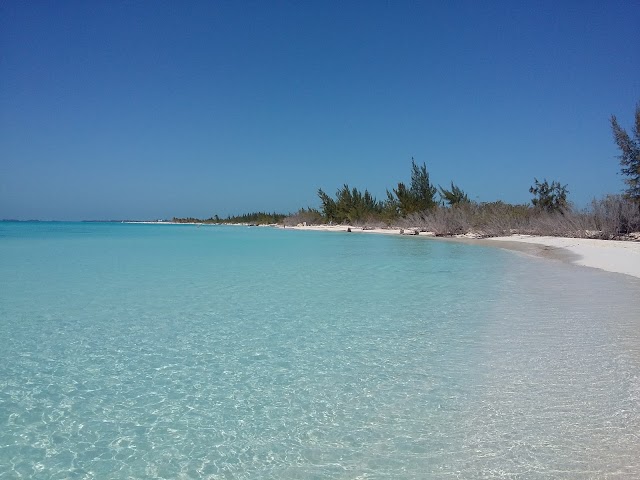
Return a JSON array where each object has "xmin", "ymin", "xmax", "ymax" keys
[{"xmin": 1, "ymin": 1, "xmax": 639, "ymax": 221}]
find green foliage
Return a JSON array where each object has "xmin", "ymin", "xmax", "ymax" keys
[
  {"xmin": 173, "ymin": 212, "xmax": 286, "ymax": 225},
  {"xmin": 317, "ymin": 159, "xmax": 441, "ymax": 223},
  {"xmin": 317, "ymin": 188, "xmax": 337, "ymax": 222},
  {"xmin": 226, "ymin": 212, "xmax": 286, "ymax": 224},
  {"xmin": 392, "ymin": 158, "xmax": 438, "ymax": 216},
  {"xmin": 317, "ymin": 185, "xmax": 382, "ymax": 224},
  {"xmin": 611, "ymin": 103, "xmax": 640, "ymax": 201},
  {"xmin": 410, "ymin": 159, "xmax": 438, "ymax": 210},
  {"xmin": 439, "ymin": 182, "xmax": 470, "ymax": 206},
  {"xmin": 172, "ymin": 217, "xmax": 203, "ymax": 224},
  {"xmin": 529, "ymin": 178, "xmax": 569, "ymax": 213},
  {"xmin": 380, "ymin": 189, "xmax": 399, "ymax": 221},
  {"xmin": 392, "ymin": 182, "xmax": 414, "ymax": 216},
  {"xmin": 174, "ymin": 106, "xmax": 640, "ymax": 234}
]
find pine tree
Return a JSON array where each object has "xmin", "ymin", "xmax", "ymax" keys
[
  {"xmin": 529, "ymin": 178, "xmax": 569, "ymax": 213},
  {"xmin": 611, "ymin": 103, "xmax": 640, "ymax": 201},
  {"xmin": 393, "ymin": 158, "xmax": 438, "ymax": 216},
  {"xmin": 317, "ymin": 188, "xmax": 337, "ymax": 222},
  {"xmin": 409, "ymin": 158, "xmax": 438, "ymax": 211},
  {"xmin": 439, "ymin": 182, "xmax": 470, "ymax": 206}
]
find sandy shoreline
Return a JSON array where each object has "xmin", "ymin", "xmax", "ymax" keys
[{"xmin": 286, "ymin": 224, "xmax": 640, "ymax": 279}]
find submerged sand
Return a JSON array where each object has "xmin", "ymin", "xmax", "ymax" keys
[{"xmin": 286, "ymin": 225, "xmax": 640, "ymax": 279}]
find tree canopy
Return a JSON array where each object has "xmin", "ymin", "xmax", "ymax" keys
[
  {"xmin": 529, "ymin": 178, "xmax": 569, "ymax": 213},
  {"xmin": 317, "ymin": 159, "xmax": 439, "ymax": 223},
  {"xmin": 393, "ymin": 158, "xmax": 438, "ymax": 216},
  {"xmin": 611, "ymin": 103, "xmax": 640, "ymax": 201},
  {"xmin": 439, "ymin": 182, "xmax": 470, "ymax": 206},
  {"xmin": 317, "ymin": 185, "xmax": 381, "ymax": 224}
]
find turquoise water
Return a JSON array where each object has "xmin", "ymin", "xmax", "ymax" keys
[{"xmin": 1, "ymin": 222, "xmax": 639, "ymax": 479}]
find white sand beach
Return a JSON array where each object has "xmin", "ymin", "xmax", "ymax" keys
[
  {"xmin": 286, "ymin": 224, "xmax": 640, "ymax": 279},
  {"xmin": 287, "ymin": 224, "xmax": 400, "ymax": 235},
  {"xmin": 485, "ymin": 235, "xmax": 640, "ymax": 279}
]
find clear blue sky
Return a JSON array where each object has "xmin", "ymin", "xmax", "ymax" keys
[{"xmin": 1, "ymin": 1, "xmax": 639, "ymax": 220}]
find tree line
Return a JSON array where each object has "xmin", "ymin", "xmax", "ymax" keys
[
  {"xmin": 173, "ymin": 212, "xmax": 286, "ymax": 225},
  {"xmin": 173, "ymin": 102, "xmax": 639, "ymax": 237},
  {"xmin": 313, "ymin": 157, "xmax": 571, "ymax": 225},
  {"xmin": 291, "ymin": 102, "xmax": 640, "ymax": 237}
]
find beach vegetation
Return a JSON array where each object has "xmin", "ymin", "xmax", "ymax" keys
[
  {"xmin": 588, "ymin": 194, "xmax": 640, "ymax": 237},
  {"xmin": 309, "ymin": 156, "xmax": 639, "ymax": 238},
  {"xmin": 380, "ymin": 190, "xmax": 401, "ymax": 222},
  {"xmin": 284, "ymin": 208, "xmax": 324, "ymax": 226},
  {"xmin": 529, "ymin": 178, "xmax": 569, "ymax": 213},
  {"xmin": 439, "ymin": 182, "xmax": 470, "ymax": 206},
  {"xmin": 393, "ymin": 158, "xmax": 438, "ymax": 216},
  {"xmin": 611, "ymin": 103, "xmax": 640, "ymax": 201},
  {"xmin": 172, "ymin": 211, "xmax": 286, "ymax": 225},
  {"xmin": 316, "ymin": 158, "xmax": 438, "ymax": 224},
  {"xmin": 317, "ymin": 188, "xmax": 338, "ymax": 222},
  {"xmin": 178, "ymin": 118, "xmax": 640, "ymax": 239},
  {"xmin": 393, "ymin": 196, "xmax": 639, "ymax": 239},
  {"xmin": 317, "ymin": 185, "xmax": 382, "ymax": 224}
]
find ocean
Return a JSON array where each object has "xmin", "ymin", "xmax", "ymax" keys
[{"xmin": 1, "ymin": 222, "xmax": 639, "ymax": 479}]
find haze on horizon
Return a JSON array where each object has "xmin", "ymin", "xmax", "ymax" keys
[{"xmin": 1, "ymin": 1, "xmax": 639, "ymax": 221}]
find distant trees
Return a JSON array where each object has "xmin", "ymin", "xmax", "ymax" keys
[
  {"xmin": 171, "ymin": 117, "xmax": 640, "ymax": 237},
  {"xmin": 284, "ymin": 207, "xmax": 324, "ymax": 226},
  {"xmin": 317, "ymin": 188, "xmax": 338, "ymax": 222},
  {"xmin": 172, "ymin": 212, "xmax": 286, "ymax": 225},
  {"xmin": 529, "ymin": 178, "xmax": 569, "ymax": 213},
  {"xmin": 317, "ymin": 159, "xmax": 438, "ymax": 224},
  {"xmin": 393, "ymin": 158, "xmax": 438, "ymax": 216},
  {"xmin": 220, "ymin": 212, "xmax": 286, "ymax": 224},
  {"xmin": 317, "ymin": 185, "xmax": 382, "ymax": 224},
  {"xmin": 611, "ymin": 103, "xmax": 640, "ymax": 201},
  {"xmin": 439, "ymin": 182, "xmax": 470, "ymax": 206},
  {"xmin": 170, "ymin": 99, "xmax": 640, "ymax": 238}
]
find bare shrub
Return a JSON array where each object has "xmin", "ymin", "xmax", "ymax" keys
[
  {"xmin": 470, "ymin": 202, "xmax": 532, "ymax": 236},
  {"xmin": 401, "ymin": 204, "xmax": 480, "ymax": 236},
  {"xmin": 284, "ymin": 208, "xmax": 324, "ymax": 226},
  {"xmin": 523, "ymin": 210, "xmax": 590, "ymax": 237},
  {"xmin": 327, "ymin": 195, "xmax": 639, "ymax": 240},
  {"xmin": 588, "ymin": 195, "xmax": 640, "ymax": 238},
  {"xmin": 388, "ymin": 199, "xmax": 638, "ymax": 239}
]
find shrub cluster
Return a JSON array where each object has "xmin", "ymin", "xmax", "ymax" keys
[
  {"xmin": 285, "ymin": 155, "xmax": 640, "ymax": 239},
  {"xmin": 173, "ymin": 212, "xmax": 286, "ymax": 225},
  {"xmin": 395, "ymin": 196, "xmax": 639, "ymax": 239}
]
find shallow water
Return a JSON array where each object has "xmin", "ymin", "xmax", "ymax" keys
[{"xmin": 1, "ymin": 223, "xmax": 639, "ymax": 478}]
